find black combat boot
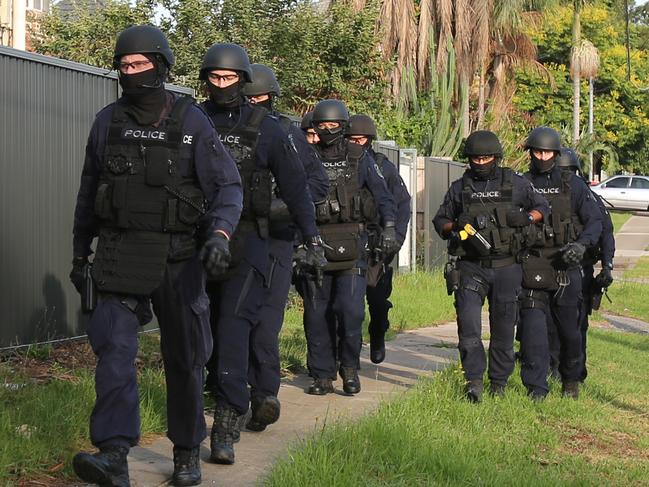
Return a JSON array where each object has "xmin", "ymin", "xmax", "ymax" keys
[
  {"xmin": 72, "ymin": 445, "xmax": 130, "ymax": 487},
  {"xmin": 339, "ymin": 366, "xmax": 361, "ymax": 394},
  {"xmin": 562, "ymin": 381, "xmax": 580, "ymax": 399},
  {"xmin": 307, "ymin": 377, "xmax": 334, "ymax": 395},
  {"xmin": 246, "ymin": 396, "xmax": 281, "ymax": 432},
  {"xmin": 171, "ymin": 446, "xmax": 201, "ymax": 486},
  {"xmin": 370, "ymin": 333, "xmax": 386, "ymax": 364},
  {"xmin": 489, "ymin": 382, "xmax": 506, "ymax": 397},
  {"xmin": 465, "ymin": 379, "xmax": 483, "ymax": 403},
  {"xmin": 210, "ymin": 404, "xmax": 239, "ymax": 464}
]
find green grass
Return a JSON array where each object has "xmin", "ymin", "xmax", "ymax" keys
[
  {"xmin": 267, "ymin": 328, "xmax": 649, "ymax": 486},
  {"xmin": 0, "ymin": 335, "xmax": 167, "ymax": 485},
  {"xmin": 620, "ymin": 256, "xmax": 649, "ymax": 279},
  {"xmin": 610, "ymin": 211, "xmax": 632, "ymax": 233}
]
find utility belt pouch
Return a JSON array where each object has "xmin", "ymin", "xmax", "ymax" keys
[
  {"xmin": 112, "ymin": 177, "xmax": 129, "ymax": 228},
  {"xmin": 351, "ymin": 194, "xmax": 362, "ymax": 221},
  {"xmin": 329, "ymin": 199, "xmax": 341, "ymax": 216},
  {"xmin": 319, "ymin": 223, "xmax": 360, "ymax": 264},
  {"xmin": 520, "ymin": 252, "xmax": 558, "ymax": 290},
  {"xmin": 144, "ymin": 146, "xmax": 170, "ymax": 186},
  {"xmin": 81, "ymin": 263, "xmax": 97, "ymax": 314},
  {"xmin": 444, "ymin": 259, "xmax": 460, "ymax": 296},
  {"xmin": 177, "ymin": 187, "xmax": 205, "ymax": 226},
  {"xmin": 269, "ymin": 197, "xmax": 291, "ymax": 223}
]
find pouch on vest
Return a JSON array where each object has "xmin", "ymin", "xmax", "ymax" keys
[
  {"xmin": 250, "ymin": 170, "xmax": 272, "ymax": 217},
  {"xmin": 315, "ymin": 201, "xmax": 331, "ymax": 224},
  {"xmin": 144, "ymin": 146, "xmax": 170, "ymax": 186},
  {"xmin": 95, "ymin": 183, "xmax": 113, "ymax": 220},
  {"xmin": 92, "ymin": 228, "xmax": 170, "ymax": 296},
  {"xmin": 319, "ymin": 223, "xmax": 360, "ymax": 266},
  {"xmin": 520, "ymin": 252, "xmax": 558, "ymax": 291},
  {"xmin": 177, "ymin": 186, "xmax": 205, "ymax": 226}
]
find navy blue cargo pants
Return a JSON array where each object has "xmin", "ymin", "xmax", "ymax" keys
[
  {"xmin": 87, "ymin": 255, "xmax": 211, "ymax": 450},
  {"xmin": 454, "ymin": 259, "xmax": 521, "ymax": 386}
]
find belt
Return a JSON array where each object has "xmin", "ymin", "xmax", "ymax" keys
[{"xmin": 478, "ymin": 255, "xmax": 516, "ymax": 269}]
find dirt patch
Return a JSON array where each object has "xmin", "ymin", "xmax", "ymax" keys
[
  {"xmin": 1, "ymin": 333, "xmax": 163, "ymax": 385},
  {"xmin": 558, "ymin": 424, "xmax": 649, "ymax": 463}
]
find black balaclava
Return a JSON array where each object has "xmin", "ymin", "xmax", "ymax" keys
[
  {"xmin": 316, "ymin": 125, "xmax": 345, "ymax": 147},
  {"xmin": 119, "ymin": 55, "xmax": 167, "ymax": 126},
  {"xmin": 469, "ymin": 158, "xmax": 498, "ymax": 180},
  {"xmin": 530, "ymin": 152, "xmax": 556, "ymax": 174},
  {"xmin": 207, "ymin": 79, "xmax": 245, "ymax": 109}
]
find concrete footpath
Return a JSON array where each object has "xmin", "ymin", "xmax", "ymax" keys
[
  {"xmin": 611, "ymin": 214, "xmax": 649, "ymax": 269},
  {"xmin": 127, "ymin": 323, "xmax": 461, "ymax": 486}
]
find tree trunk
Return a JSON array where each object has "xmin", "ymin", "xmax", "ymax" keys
[
  {"xmin": 477, "ymin": 61, "xmax": 486, "ymax": 129},
  {"xmin": 572, "ymin": 2, "xmax": 582, "ymax": 145}
]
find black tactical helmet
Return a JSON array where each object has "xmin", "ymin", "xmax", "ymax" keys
[
  {"xmin": 464, "ymin": 130, "xmax": 503, "ymax": 157},
  {"xmin": 199, "ymin": 43, "xmax": 253, "ymax": 82},
  {"xmin": 346, "ymin": 114, "xmax": 378, "ymax": 138},
  {"xmin": 312, "ymin": 99, "xmax": 350, "ymax": 124},
  {"xmin": 113, "ymin": 25, "xmax": 175, "ymax": 68},
  {"xmin": 557, "ymin": 147, "xmax": 581, "ymax": 170},
  {"xmin": 301, "ymin": 111, "xmax": 314, "ymax": 131},
  {"xmin": 243, "ymin": 63, "xmax": 281, "ymax": 97},
  {"xmin": 525, "ymin": 126, "xmax": 561, "ymax": 151}
]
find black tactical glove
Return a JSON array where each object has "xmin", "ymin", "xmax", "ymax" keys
[
  {"xmin": 595, "ymin": 266, "xmax": 614, "ymax": 288},
  {"xmin": 380, "ymin": 222, "xmax": 399, "ymax": 255},
  {"xmin": 304, "ymin": 235, "xmax": 328, "ymax": 287},
  {"xmin": 455, "ymin": 213, "xmax": 472, "ymax": 231},
  {"xmin": 69, "ymin": 256, "xmax": 87, "ymax": 295},
  {"xmin": 559, "ymin": 242, "xmax": 586, "ymax": 267},
  {"xmin": 199, "ymin": 232, "xmax": 230, "ymax": 279},
  {"xmin": 506, "ymin": 209, "xmax": 534, "ymax": 227}
]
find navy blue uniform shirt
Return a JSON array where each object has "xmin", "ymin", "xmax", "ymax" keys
[
  {"xmin": 433, "ymin": 166, "xmax": 550, "ymax": 238},
  {"xmin": 73, "ymin": 93, "xmax": 243, "ymax": 258},
  {"xmin": 369, "ymin": 149, "xmax": 411, "ymax": 242},
  {"xmin": 202, "ymin": 101, "xmax": 318, "ymax": 241},
  {"xmin": 277, "ymin": 115, "xmax": 329, "ymax": 202},
  {"xmin": 591, "ymin": 190, "xmax": 615, "ymax": 266},
  {"xmin": 526, "ymin": 165, "xmax": 602, "ymax": 247}
]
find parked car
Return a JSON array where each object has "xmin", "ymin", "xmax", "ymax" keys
[{"xmin": 591, "ymin": 175, "xmax": 649, "ymax": 211}]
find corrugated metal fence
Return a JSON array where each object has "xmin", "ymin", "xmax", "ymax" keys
[{"xmin": 0, "ymin": 46, "xmax": 192, "ymax": 348}]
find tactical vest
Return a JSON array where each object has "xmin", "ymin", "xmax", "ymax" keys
[
  {"xmin": 524, "ymin": 169, "xmax": 583, "ymax": 250},
  {"xmin": 449, "ymin": 168, "xmax": 520, "ymax": 260},
  {"xmin": 207, "ymin": 104, "xmax": 272, "ymax": 239},
  {"xmin": 315, "ymin": 148, "xmax": 375, "ymax": 270},
  {"xmin": 92, "ymin": 95, "xmax": 204, "ymax": 296},
  {"xmin": 267, "ymin": 113, "xmax": 298, "ymax": 231}
]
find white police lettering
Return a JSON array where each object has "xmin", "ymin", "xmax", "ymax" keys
[
  {"xmin": 219, "ymin": 134, "xmax": 240, "ymax": 144},
  {"xmin": 471, "ymin": 191, "xmax": 501, "ymax": 198},
  {"xmin": 182, "ymin": 135, "xmax": 193, "ymax": 145},
  {"xmin": 534, "ymin": 187, "xmax": 560, "ymax": 194},
  {"xmin": 323, "ymin": 161, "xmax": 347, "ymax": 168},
  {"xmin": 122, "ymin": 129, "xmax": 166, "ymax": 140}
]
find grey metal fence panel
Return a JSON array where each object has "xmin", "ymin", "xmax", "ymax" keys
[
  {"xmin": 0, "ymin": 46, "xmax": 192, "ymax": 348},
  {"xmin": 423, "ymin": 157, "xmax": 465, "ymax": 270}
]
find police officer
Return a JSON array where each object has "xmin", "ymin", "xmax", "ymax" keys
[
  {"xmin": 433, "ymin": 130, "xmax": 549, "ymax": 402},
  {"xmin": 69, "ymin": 26, "xmax": 243, "ymax": 487},
  {"xmin": 240, "ymin": 63, "xmax": 328, "ymax": 432},
  {"xmin": 301, "ymin": 111, "xmax": 319, "ymax": 145},
  {"xmin": 345, "ymin": 114, "xmax": 411, "ymax": 364},
  {"xmin": 518, "ymin": 127, "xmax": 602, "ymax": 400},
  {"xmin": 556, "ymin": 148, "xmax": 614, "ymax": 382},
  {"xmin": 299, "ymin": 99, "xmax": 397, "ymax": 396},
  {"xmin": 199, "ymin": 43, "xmax": 326, "ymax": 464}
]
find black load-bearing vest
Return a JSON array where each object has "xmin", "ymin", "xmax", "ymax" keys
[
  {"xmin": 92, "ymin": 95, "xmax": 204, "ymax": 296},
  {"xmin": 95, "ymin": 96, "xmax": 205, "ymax": 233},
  {"xmin": 449, "ymin": 167, "xmax": 520, "ymax": 259},
  {"xmin": 208, "ymin": 104, "xmax": 272, "ymax": 239},
  {"xmin": 524, "ymin": 169, "xmax": 584, "ymax": 249}
]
